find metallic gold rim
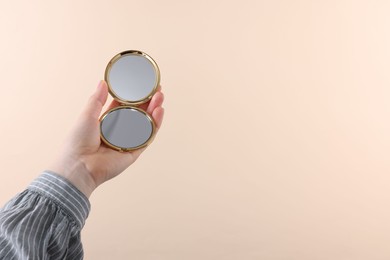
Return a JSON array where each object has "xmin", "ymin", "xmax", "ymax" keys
[
  {"xmin": 99, "ymin": 106, "xmax": 156, "ymax": 152},
  {"xmin": 104, "ymin": 50, "xmax": 160, "ymax": 106}
]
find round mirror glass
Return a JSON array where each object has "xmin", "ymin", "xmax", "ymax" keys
[
  {"xmin": 105, "ymin": 51, "xmax": 159, "ymax": 104},
  {"xmin": 100, "ymin": 107, "xmax": 154, "ymax": 151}
]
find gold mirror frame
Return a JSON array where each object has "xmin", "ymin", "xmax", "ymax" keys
[
  {"xmin": 104, "ymin": 50, "xmax": 160, "ymax": 106},
  {"xmin": 100, "ymin": 50, "xmax": 159, "ymax": 152},
  {"xmin": 99, "ymin": 106, "xmax": 156, "ymax": 152}
]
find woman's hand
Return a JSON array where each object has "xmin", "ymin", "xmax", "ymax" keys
[{"xmin": 48, "ymin": 80, "xmax": 165, "ymax": 198}]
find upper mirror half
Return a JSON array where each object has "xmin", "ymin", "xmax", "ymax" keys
[{"xmin": 106, "ymin": 53, "xmax": 159, "ymax": 103}]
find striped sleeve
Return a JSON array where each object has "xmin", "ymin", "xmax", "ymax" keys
[{"xmin": 0, "ymin": 171, "xmax": 91, "ymax": 260}]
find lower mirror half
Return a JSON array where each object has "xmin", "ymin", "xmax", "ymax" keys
[{"xmin": 100, "ymin": 107, "xmax": 155, "ymax": 151}]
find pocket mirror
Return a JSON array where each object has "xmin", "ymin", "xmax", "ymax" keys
[{"xmin": 99, "ymin": 50, "xmax": 160, "ymax": 152}]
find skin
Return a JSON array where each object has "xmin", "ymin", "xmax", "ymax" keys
[{"xmin": 48, "ymin": 80, "xmax": 165, "ymax": 198}]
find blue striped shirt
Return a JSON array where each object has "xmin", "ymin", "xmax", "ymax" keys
[{"xmin": 0, "ymin": 171, "xmax": 90, "ymax": 259}]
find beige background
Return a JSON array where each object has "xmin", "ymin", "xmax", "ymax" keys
[{"xmin": 1, "ymin": 0, "xmax": 390, "ymax": 259}]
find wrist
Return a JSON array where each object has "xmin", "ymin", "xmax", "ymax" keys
[{"xmin": 48, "ymin": 156, "xmax": 97, "ymax": 198}]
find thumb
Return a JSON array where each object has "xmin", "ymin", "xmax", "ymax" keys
[{"xmin": 83, "ymin": 80, "xmax": 108, "ymax": 120}]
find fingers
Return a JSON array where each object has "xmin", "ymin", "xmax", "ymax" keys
[
  {"xmin": 100, "ymin": 85, "xmax": 164, "ymax": 122},
  {"xmin": 138, "ymin": 85, "xmax": 162, "ymax": 111},
  {"xmin": 106, "ymin": 99, "xmax": 121, "ymax": 111},
  {"xmin": 83, "ymin": 80, "xmax": 108, "ymax": 120},
  {"xmin": 147, "ymin": 85, "xmax": 164, "ymax": 129},
  {"xmin": 152, "ymin": 106, "xmax": 165, "ymax": 130},
  {"xmin": 147, "ymin": 91, "xmax": 164, "ymax": 114}
]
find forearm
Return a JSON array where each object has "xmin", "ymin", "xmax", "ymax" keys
[
  {"xmin": 49, "ymin": 155, "xmax": 97, "ymax": 198},
  {"xmin": 0, "ymin": 171, "xmax": 90, "ymax": 260}
]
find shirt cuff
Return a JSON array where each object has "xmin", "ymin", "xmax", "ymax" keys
[{"xmin": 27, "ymin": 170, "xmax": 91, "ymax": 229}]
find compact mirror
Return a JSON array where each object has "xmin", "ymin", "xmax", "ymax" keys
[
  {"xmin": 105, "ymin": 50, "xmax": 160, "ymax": 105},
  {"xmin": 100, "ymin": 50, "xmax": 160, "ymax": 152},
  {"xmin": 101, "ymin": 107, "xmax": 155, "ymax": 150}
]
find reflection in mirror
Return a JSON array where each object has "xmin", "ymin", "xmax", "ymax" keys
[
  {"xmin": 100, "ymin": 108, "xmax": 154, "ymax": 150},
  {"xmin": 107, "ymin": 54, "xmax": 157, "ymax": 102}
]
